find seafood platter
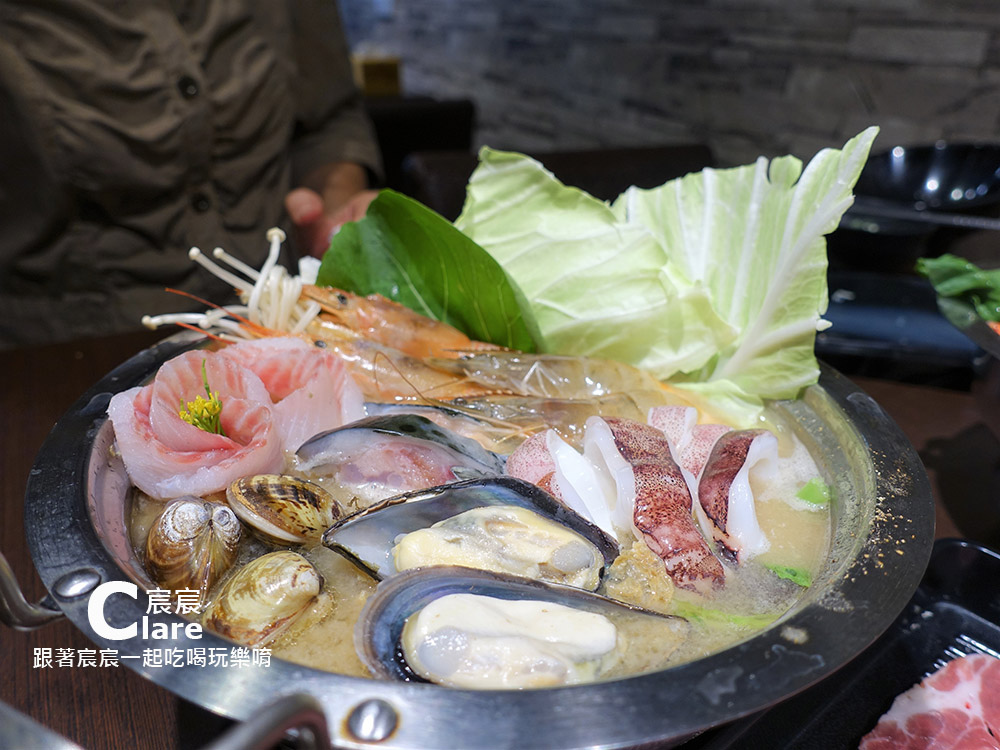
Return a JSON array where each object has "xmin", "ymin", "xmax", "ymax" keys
[{"xmin": 20, "ymin": 129, "xmax": 936, "ymax": 748}]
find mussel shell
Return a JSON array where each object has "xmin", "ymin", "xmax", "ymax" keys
[
  {"xmin": 202, "ymin": 550, "xmax": 321, "ymax": 647},
  {"xmin": 226, "ymin": 474, "xmax": 340, "ymax": 544},
  {"xmin": 363, "ymin": 402, "xmax": 524, "ymax": 455},
  {"xmin": 392, "ymin": 504, "xmax": 606, "ymax": 590},
  {"xmin": 323, "ymin": 476, "xmax": 618, "ymax": 581},
  {"xmin": 295, "ymin": 413, "xmax": 507, "ymax": 478},
  {"xmin": 356, "ymin": 565, "xmax": 686, "ymax": 684},
  {"xmin": 145, "ymin": 497, "xmax": 241, "ymax": 597}
]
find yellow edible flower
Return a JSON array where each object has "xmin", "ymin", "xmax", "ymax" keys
[{"xmin": 179, "ymin": 360, "xmax": 226, "ymax": 436}]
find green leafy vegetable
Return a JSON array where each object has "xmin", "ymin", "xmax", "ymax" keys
[
  {"xmin": 795, "ymin": 477, "xmax": 831, "ymax": 507},
  {"xmin": 917, "ymin": 253, "xmax": 1000, "ymax": 322},
  {"xmin": 669, "ymin": 600, "xmax": 780, "ymax": 629},
  {"xmin": 762, "ymin": 563, "xmax": 812, "ymax": 588},
  {"xmin": 456, "ymin": 128, "xmax": 879, "ymax": 424},
  {"xmin": 317, "ymin": 189, "xmax": 543, "ymax": 352}
]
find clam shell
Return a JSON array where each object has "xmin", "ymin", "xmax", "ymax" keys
[
  {"xmin": 298, "ymin": 414, "xmax": 506, "ymax": 473},
  {"xmin": 323, "ymin": 476, "xmax": 618, "ymax": 583},
  {"xmin": 202, "ymin": 550, "xmax": 321, "ymax": 647},
  {"xmin": 356, "ymin": 566, "xmax": 689, "ymax": 687},
  {"xmin": 145, "ymin": 497, "xmax": 241, "ymax": 597},
  {"xmin": 226, "ymin": 474, "xmax": 341, "ymax": 544}
]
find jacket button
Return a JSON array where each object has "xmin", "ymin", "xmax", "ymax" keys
[
  {"xmin": 191, "ymin": 193, "xmax": 211, "ymax": 212},
  {"xmin": 177, "ymin": 75, "xmax": 200, "ymax": 99}
]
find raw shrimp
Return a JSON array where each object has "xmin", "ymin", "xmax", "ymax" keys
[
  {"xmin": 448, "ymin": 390, "xmax": 688, "ymax": 449},
  {"xmin": 369, "ymin": 389, "xmax": 689, "ymax": 456},
  {"xmin": 145, "ymin": 234, "xmax": 680, "ymax": 408},
  {"xmin": 298, "ymin": 322, "xmax": 509, "ymax": 402},
  {"xmin": 425, "ymin": 352, "xmax": 677, "ymax": 401},
  {"xmin": 301, "ymin": 285, "xmax": 504, "ymax": 359}
]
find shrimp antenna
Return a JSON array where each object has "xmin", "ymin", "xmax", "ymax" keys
[
  {"xmin": 161, "ymin": 287, "xmax": 279, "ymax": 339},
  {"xmin": 171, "ymin": 321, "xmax": 231, "ymax": 343}
]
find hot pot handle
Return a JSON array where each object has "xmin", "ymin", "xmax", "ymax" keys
[
  {"xmin": 1, "ymin": 693, "xmax": 338, "ymax": 750},
  {"xmin": 203, "ymin": 694, "xmax": 336, "ymax": 750},
  {"xmin": 0, "ymin": 550, "xmax": 63, "ymax": 631}
]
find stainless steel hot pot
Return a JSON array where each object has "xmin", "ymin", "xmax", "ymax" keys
[{"xmin": 13, "ymin": 332, "xmax": 935, "ymax": 749}]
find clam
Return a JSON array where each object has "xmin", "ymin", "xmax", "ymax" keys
[
  {"xmin": 295, "ymin": 414, "xmax": 507, "ymax": 508},
  {"xmin": 226, "ymin": 474, "xmax": 341, "ymax": 545},
  {"xmin": 323, "ymin": 476, "xmax": 618, "ymax": 588},
  {"xmin": 356, "ymin": 566, "xmax": 690, "ymax": 689},
  {"xmin": 145, "ymin": 497, "xmax": 241, "ymax": 597},
  {"xmin": 202, "ymin": 550, "xmax": 321, "ymax": 647}
]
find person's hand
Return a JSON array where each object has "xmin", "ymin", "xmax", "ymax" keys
[
  {"xmin": 285, "ymin": 162, "xmax": 379, "ymax": 258},
  {"xmin": 285, "ymin": 186, "xmax": 378, "ymax": 258}
]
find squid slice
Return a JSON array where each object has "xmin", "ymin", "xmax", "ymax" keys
[
  {"xmin": 505, "ymin": 417, "xmax": 727, "ymax": 593},
  {"xmin": 504, "ymin": 428, "xmax": 624, "ymax": 544},
  {"xmin": 647, "ymin": 405, "xmax": 730, "ymax": 479},
  {"xmin": 582, "ymin": 417, "xmax": 641, "ymax": 537},
  {"xmin": 646, "ymin": 405, "xmax": 698, "ymax": 452},
  {"xmin": 696, "ymin": 430, "xmax": 776, "ymax": 564},
  {"xmin": 546, "ymin": 430, "xmax": 619, "ymax": 542},
  {"xmin": 598, "ymin": 418, "xmax": 725, "ymax": 595}
]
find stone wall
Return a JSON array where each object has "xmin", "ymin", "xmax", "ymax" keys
[{"xmin": 340, "ymin": 0, "xmax": 1000, "ymax": 166}]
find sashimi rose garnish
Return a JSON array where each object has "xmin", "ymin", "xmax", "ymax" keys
[{"xmin": 107, "ymin": 338, "xmax": 364, "ymax": 501}]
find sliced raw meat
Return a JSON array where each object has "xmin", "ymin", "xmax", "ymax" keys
[{"xmin": 860, "ymin": 653, "xmax": 1000, "ymax": 749}]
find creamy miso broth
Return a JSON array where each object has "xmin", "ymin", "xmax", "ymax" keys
[{"xmin": 126, "ymin": 393, "xmax": 832, "ymax": 683}]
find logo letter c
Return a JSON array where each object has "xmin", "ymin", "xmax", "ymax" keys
[{"xmin": 87, "ymin": 581, "xmax": 138, "ymax": 640}]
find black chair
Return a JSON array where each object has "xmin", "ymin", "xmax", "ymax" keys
[{"xmin": 363, "ymin": 96, "xmax": 476, "ymax": 195}]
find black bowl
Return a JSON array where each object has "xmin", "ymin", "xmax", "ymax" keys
[
  {"xmin": 856, "ymin": 141, "xmax": 1000, "ymax": 212},
  {"xmin": 830, "ymin": 142, "xmax": 1000, "ymax": 272}
]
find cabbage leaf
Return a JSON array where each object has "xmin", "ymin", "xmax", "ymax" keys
[{"xmin": 456, "ymin": 128, "xmax": 878, "ymax": 423}]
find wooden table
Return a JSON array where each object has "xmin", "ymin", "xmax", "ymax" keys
[
  {"xmin": 0, "ymin": 330, "xmax": 990, "ymax": 748},
  {"xmin": 0, "ymin": 330, "xmax": 232, "ymax": 749}
]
